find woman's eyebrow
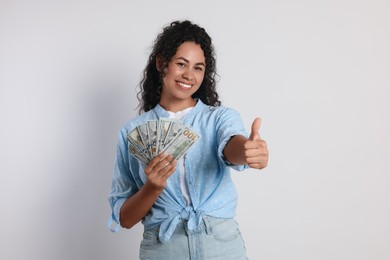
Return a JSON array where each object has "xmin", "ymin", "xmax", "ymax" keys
[{"xmin": 176, "ymin": 57, "xmax": 205, "ymax": 67}]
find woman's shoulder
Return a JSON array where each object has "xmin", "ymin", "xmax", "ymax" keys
[
  {"xmin": 120, "ymin": 110, "xmax": 155, "ymax": 132},
  {"xmin": 202, "ymin": 103, "xmax": 240, "ymax": 117}
]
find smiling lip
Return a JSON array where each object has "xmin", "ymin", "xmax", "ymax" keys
[{"xmin": 176, "ymin": 81, "xmax": 192, "ymax": 89}]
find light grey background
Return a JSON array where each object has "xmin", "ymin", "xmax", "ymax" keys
[{"xmin": 1, "ymin": 0, "xmax": 389, "ymax": 259}]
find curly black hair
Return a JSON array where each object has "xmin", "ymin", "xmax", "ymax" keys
[{"xmin": 137, "ymin": 20, "xmax": 221, "ymax": 113}]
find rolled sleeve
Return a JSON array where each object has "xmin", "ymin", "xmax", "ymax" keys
[
  {"xmin": 107, "ymin": 129, "xmax": 138, "ymax": 231},
  {"xmin": 216, "ymin": 108, "xmax": 249, "ymax": 171}
]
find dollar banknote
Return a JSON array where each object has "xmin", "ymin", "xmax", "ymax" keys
[
  {"xmin": 128, "ymin": 127, "xmax": 150, "ymax": 161},
  {"xmin": 158, "ymin": 118, "xmax": 182, "ymax": 152},
  {"xmin": 147, "ymin": 120, "xmax": 158, "ymax": 157},
  {"xmin": 128, "ymin": 142, "xmax": 149, "ymax": 164},
  {"xmin": 160, "ymin": 127, "xmax": 200, "ymax": 160},
  {"xmin": 136, "ymin": 124, "xmax": 151, "ymax": 160},
  {"xmin": 127, "ymin": 118, "xmax": 200, "ymax": 164},
  {"xmin": 157, "ymin": 118, "xmax": 172, "ymax": 154}
]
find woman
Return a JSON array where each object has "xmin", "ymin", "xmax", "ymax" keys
[{"xmin": 108, "ymin": 20, "xmax": 268, "ymax": 259}]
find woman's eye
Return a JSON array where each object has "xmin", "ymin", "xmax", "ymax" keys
[
  {"xmin": 177, "ymin": 63, "xmax": 185, "ymax": 67},
  {"xmin": 195, "ymin": 67, "xmax": 203, "ymax": 71}
]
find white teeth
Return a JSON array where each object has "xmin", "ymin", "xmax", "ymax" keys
[{"xmin": 178, "ymin": 82, "xmax": 191, "ymax": 89}]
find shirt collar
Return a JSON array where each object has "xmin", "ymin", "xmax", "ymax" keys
[{"xmin": 153, "ymin": 99, "xmax": 206, "ymax": 119}]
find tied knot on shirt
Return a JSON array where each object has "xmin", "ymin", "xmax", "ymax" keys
[{"xmin": 180, "ymin": 206, "xmax": 196, "ymax": 220}]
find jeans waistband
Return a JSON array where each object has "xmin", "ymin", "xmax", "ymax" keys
[{"xmin": 174, "ymin": 216, "xmax": 232, "ymax": 236}]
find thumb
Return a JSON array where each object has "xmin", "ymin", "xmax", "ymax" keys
[{"xmin": 249, "ymin": 117, "xmax": 261, "ymax": 141}]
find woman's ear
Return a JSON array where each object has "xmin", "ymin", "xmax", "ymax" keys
[{"xmin": 156, "ymin": 55, "xmax": 162, "ymax": 72}]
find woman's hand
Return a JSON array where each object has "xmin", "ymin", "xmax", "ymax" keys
[
  {"xmin": 119, "ymin": 153, "xmax": 177, "ymax": 229},
  {"xmin": 244, "ymin": 118, "xmax": 268, "ymax": 169},
  {"xmin": 144, "ymin": 152, "xmax": 177, "ymax": 192}
]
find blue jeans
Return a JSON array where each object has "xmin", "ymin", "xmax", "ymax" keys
[{"xmin": 139, "ymin": 216, "xmax": 248, "ymax": 260}]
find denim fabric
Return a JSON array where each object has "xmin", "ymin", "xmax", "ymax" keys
[
  {"xmin": 139, "ymin": 216, "xmax": 248, "ymax": 260},
  {"xmin": 108, "ymin": 100, "xmax": 250, "ymax": 242}
]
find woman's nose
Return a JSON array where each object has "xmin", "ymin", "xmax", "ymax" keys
[{"xmin": 182, "ymin": 69, "xmax": 194, "ymax": 80}]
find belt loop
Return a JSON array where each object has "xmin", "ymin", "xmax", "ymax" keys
[{"xmin": 203, "ymin": 216, "xmax": 212, "ymax": 235}]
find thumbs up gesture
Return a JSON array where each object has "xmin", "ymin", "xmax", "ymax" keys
[{"xmin": 245, "ymin": 117, "xmax": 268, "ymax": 169}]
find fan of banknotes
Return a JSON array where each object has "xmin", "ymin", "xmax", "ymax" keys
[{"xmin": 127, "ymin": 118, "xmax": 200, "ymax": 164}]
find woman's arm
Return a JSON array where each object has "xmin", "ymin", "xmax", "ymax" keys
[
  {"xmin": 119, "ymin": 153, "xmax": 177, "ymax": 229},
  {"xmin": 223, "ymin": 118, "xmax": 268, "ymax": 169}
]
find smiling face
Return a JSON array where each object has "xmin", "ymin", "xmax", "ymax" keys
[{"xmin": 158, "ymin": 41, "xmax": 206, "ymax": 112}]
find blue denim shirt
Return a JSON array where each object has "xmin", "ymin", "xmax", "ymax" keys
[{"xmin": 108, "ymin": 99, "xmax": 249, "ymax": 242}]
